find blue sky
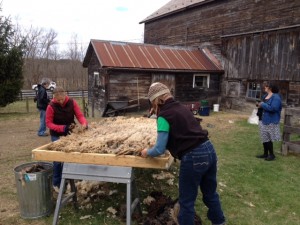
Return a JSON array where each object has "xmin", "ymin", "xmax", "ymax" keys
[{"xmin": 2, "ymin": 0, "xmax": 170, "ymax": 50}]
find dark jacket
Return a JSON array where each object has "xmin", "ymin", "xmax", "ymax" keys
[
  {"xmin": 158, "ymin": 98, "xmax": 208, "ymax": 159},
  {"xmin": 37, "ymin": 84, "xmax": 50, "ymax": 110},
  {"xmin": 48, "ymin": 98, "xmax": 75, "ymax": 136}
]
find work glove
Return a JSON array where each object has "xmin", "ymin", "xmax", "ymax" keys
[
  {"xmin": 64, "ymin": 123, "xmax": 75, "ymax": 135},
  {"xmin": 63, "ymin": 125, "xmax": 71, "ymax": 135}
]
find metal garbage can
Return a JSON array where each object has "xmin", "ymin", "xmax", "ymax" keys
[{"xmin": 14, "ymin": 162, "xmax": 53, "ymax": 219}]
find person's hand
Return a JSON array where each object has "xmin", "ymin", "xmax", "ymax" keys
[
  {"xmin": 64, "ymin": 125, "xmax": 70, "ymax": 135},
  {"xmin": 64, "ymin": 124, "xmax": 75, "ymax": 135},
  {"xmin": 256, "ymin": 100, "xmax": 262, "ymax": 108},
  {"xmin": 64, "ymin": 125, "xmax": 71, "ymax": 135},
  {"xmin": 69, "ymin": 123, "xmax": 75, "ymax": 130},
  {"xmin": 141, "ymin": 149, "xmax": 148, "ymax": 158}
]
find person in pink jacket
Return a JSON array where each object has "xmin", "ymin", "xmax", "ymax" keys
[{"xmin": 46, "ymin": 87, "xmax": 88, "ymax": 192}]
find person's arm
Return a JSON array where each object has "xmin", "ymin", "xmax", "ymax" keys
[
  {"xmin": 146, "ymin": 131, "xmax": 169, "ymax": 157},
  {"xmin": 261, "ymin": 94, "xmax": 281, "ymax": 112},
  {"xmin": 73, "ymin": 99, "xmax": 88, "ymax": 127},
  {"xmin": 141, "ymin": 117, "xmax": 170, "ymax": 157},
  {"xmin": 45, "ymin": 104, "xmax": 65, "ymax": 133},
  {"xmin": 40, "ymin": 88, "xmax": 49, "ymax": 105}
]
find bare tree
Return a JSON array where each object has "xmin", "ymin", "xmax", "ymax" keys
[
  {"xmin": 63, "ymin": 34, "xmax": 87, "ymax": 61},
  {"xmin": 5, "ymin": 13, "xmax": 87, "ymax": 90},
  {"xmin": 23, "ymin": 26, "xmax": 59, "ymax": 59},
  {"xmin": 21, "ymin": 26, "xmax": 62, "ymax": 84},
  {"xmin": 60, "ymin": 34, "xmax": 88, "ymax": 90}
]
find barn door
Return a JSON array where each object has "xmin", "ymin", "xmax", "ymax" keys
[{"xmin": 152, "ymin": 74, "xmax": 175, "ymax": 96}]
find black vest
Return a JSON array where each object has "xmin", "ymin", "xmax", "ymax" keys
[
  {"xmin": 49, "ymin": 99, "xmax": 75, "ymax": 136},
  {"xmin": 158, "ymin": 98, "xmax": 208, "ymax": 159}
]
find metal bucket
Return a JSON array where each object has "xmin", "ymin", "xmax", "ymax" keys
[{"xmin": 14, "ymin": 162, "xmax": 53, "ymax": 219}]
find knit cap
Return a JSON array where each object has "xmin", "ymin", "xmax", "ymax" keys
[{"xmin": 148, "ymin": 82, "xmax": 171, "ymax": 102}]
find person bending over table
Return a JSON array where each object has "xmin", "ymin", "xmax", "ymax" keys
[
  {"xmin": 46, "ymin": 87, "xmax": 88, "ymax": 192},
  {"xmin": 141, "ymin": 82, "xmax": 225, "ymax": 225}
]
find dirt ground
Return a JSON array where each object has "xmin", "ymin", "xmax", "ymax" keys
[
  {"xmin": 0, "ymin": 111, "xmax": 250, "ymax": 225},
  {"xmin": 0, "ymin": 116, "xmax": 50, "ymax": 225}
]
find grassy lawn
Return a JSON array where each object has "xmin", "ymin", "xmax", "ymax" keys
[
  {"xmin": 213, "ymin": 120, "xmax": 300, "ymax": 225},
  {"xmin": 1, "ymin": 100, "xmax": 300, "ymax": 225}
]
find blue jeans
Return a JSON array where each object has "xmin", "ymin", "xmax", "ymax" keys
[
  {"xmin": 51, "ymin": 135, "xmax": 63, "ymax": 187},
  {"xmin": 37, "ymin": 109, "xmax": 47, "ymax": 135},
  {"xmin": 178, "ymin": 140, "xmax": 225, "ymax": 225}
]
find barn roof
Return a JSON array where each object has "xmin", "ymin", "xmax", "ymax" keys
[
  {"xmin": 140, "ymin": 0, "xmax": 213, "ymax": 24},
  {"xmin": 83, "ymin": 39, "xmax": 222, "ymax": 72}
]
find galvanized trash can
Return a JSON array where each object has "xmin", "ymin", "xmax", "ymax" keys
[{"xmin": 14, "ymin": 162, "xmax": 53, "ymax": 219}]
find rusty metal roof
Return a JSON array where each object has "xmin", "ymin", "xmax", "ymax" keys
[
  {"xmin": 83, "ymin": 39, "xmax": 222, "ymax": 72},
  {"xmin": 140, "ymin": 0, "xmax": 211, "ymax": 24}
]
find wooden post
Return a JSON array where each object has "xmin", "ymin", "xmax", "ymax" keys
[
  {"xmin": 137, "ymin": 77, "xmax": 140, "ymax": 111},
  {"xmin": 92, "ymin": 95, "xmax": 95, "ymax": 118},
  {"xmin": 81, "ymin": 90, "xmax": 86, "ymax": 117},
  {"xmin": 26, "ymin": 98, "xmax": 29, "ymax": 113},
  {"xmin": 281, "ymin": 108, "xmax": 300, "ymax": 155}
]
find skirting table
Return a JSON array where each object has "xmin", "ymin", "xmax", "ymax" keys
[{"xmin": 52, "ymin": 163, "xmax": 141, "ymax": 225}]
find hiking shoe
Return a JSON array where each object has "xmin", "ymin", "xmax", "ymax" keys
[
  {"xmin": 256, "ymin": 154, "xmax": 267, "ymax": 159},
  {"xmin": 265, "ymin": 155, "xmax": 275, "ymax": 161},
  {"xmin": 38, "ymin": 133, "xmax": 49, "ymax": 137}
]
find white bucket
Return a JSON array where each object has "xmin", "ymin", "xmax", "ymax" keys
[{"xmin": 213, "ymin": 104, "xmax": 219, "ymax": 112}]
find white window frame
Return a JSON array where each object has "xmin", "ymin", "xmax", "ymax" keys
[
  {"xmin": 193, "ymin": 74, "xmax": 210, "ymax": 88},
  {"xmin": 246, "ymin": 82, "xmax": 262, "ymax": 100}
]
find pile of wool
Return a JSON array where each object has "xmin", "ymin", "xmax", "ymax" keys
[{"xmin": 47, "ymin": 116, "xmax": 157, "ymax": 155}]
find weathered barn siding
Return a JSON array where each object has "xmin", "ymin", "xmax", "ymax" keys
[
  {"xmin": 87, "ymin": 69, "xmax": 152, "ymax": 115},
  {"xmin": 108, "ymin": 72, "xmax": 151, "ymax": 101},
  {"xmin": 221, "ymin": 28, "xmax": 299, "ymax": 107},
  {"xmin": 289, "ymin": 82, "xmax": 300, "ymax": 106},
  {"xmin": 175, "ymin": 73, "xmax": 221, "ymax": 103},
  {"xmin": 142, "ymin": 0, "xmax": 300, "ymax": 109},
  {"xmin": 86, "ymin": 51, "xmax": 103, "ymax": 115},
  {"xmin": 144, "ymin": 0, "xmax": 300, "ymax": 47},
  {"xmin": 222, "ymin": 29, "xmax": 300, "ymax": 81},
  {"xmin": 152, "ymin": 73, "xmax": 176, "ymax": 95}
]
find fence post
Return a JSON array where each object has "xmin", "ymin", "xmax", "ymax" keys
[
  {"xmin": 92, "ymin": 96, "xmax": 95, "ymax": 118},
  {"xmin": 26, "ymin": 98, "xmax": 29, "ymax": 113},
  {"xmin": 82, "ymin": 90, "xmax": 87, "ymax": 117}
]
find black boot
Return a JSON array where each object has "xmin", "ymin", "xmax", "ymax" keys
[
  {"xmin": 265, "ymin": 142, "xmax": 275, "ymax": 161},
  {"xmin": 265, "ymin": 154, "xmax": 275, "ymax": 161},
  {"xmin": 256, "ymin": 143, "xmax": 268, "ymax": 159}
]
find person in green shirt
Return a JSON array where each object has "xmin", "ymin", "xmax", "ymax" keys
[{"xmin": 141, "ymin": 82, "xmax": 225, "ymax": 225}]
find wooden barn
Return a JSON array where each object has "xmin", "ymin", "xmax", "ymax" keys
[
  {"xmin": 82, "ymin": 39, "xmax": 223, "ymax": 116},
  {"xmin": 140, "ymin": 0, "xmax": 300, "ymax": 110}
]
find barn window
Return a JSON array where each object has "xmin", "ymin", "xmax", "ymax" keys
[
  {"xmin": 247, "ymin": 82, "xmax": 261, "ymax": 100},
  {"xmin": 193, "ymin": 74, "xmax": 210, "ymax": 88},
  {"xmin": 93, "ymin": 72, "xmax": 100, "ymax": 86}
]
